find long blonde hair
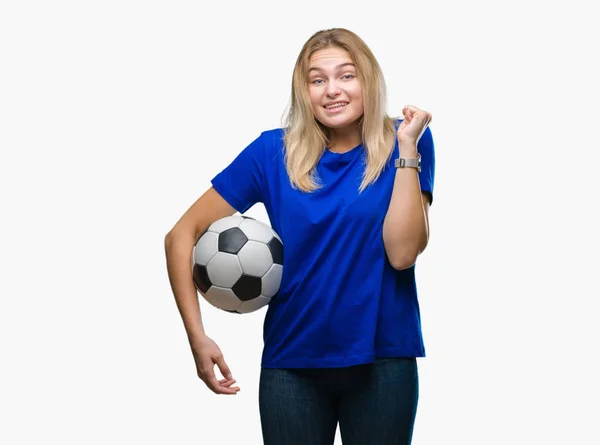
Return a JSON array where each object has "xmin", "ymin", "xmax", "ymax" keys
[{"xmin": 282, "ymin": 28, "xmax": 396, "ymax": 193}]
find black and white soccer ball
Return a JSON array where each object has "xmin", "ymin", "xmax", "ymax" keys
[{"xmin": 192, "ymin": 215, "xmax": 283, "ymax": 314}]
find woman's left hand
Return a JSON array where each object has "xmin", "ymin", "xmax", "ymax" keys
[{"xmin": 397, "ymin": 105, "xmax": 432, "ymax": 146}]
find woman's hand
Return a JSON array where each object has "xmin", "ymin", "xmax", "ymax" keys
[
  {"xmin": 190, "ymin": 335, "xmax": 240, "ymax": 395},
  {"xmin": 397, "ymin": 105, "xmax": 432, "ymax": 146}
]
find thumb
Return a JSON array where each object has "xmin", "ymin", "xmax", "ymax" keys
[{"xmin": 214, "ymin": 355, "xmax": 233, "ymax": 380}]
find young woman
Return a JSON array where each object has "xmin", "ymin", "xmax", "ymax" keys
[{"xmin": 165, "ymin": 27, "xmax": 435, "ymax": 445}]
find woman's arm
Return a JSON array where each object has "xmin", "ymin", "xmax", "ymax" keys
[
  {"xmin": 382, "ymin": 140, "xmax": 430, "ymax": 270},
  {"xmin": 383, "ymin": 105, "xmax": 433, "ymax": 270},
  {"xmin": 164, "ymin": 187, "xmax": 236, "ymax": 343}
]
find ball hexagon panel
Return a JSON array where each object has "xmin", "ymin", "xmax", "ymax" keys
[
  {"xmin": 238, "ymin": 218, "xmax": 275, "ymax": 243},
  {"xmin": 232, "ymin": 275, "xmax": 262, "ymax": 301},
  {"xmin": 237, "ymin": 296, "xmax": 271, "ymax": 314},
  {"xmin": 203, "ymin": 286, "xmax": 241, "ymax": 312},
  {"xmin": 218, "ymin": 227, "xmax": 248, "ymax": 254},
  {"xmin": 237, "ymin": 240, "xmax": 273, "ymax": 277},
  {"xmin": 192, "ymin": 264, "xmax": 211, "ymax": 293},
  {"xmin": 262, "ymin": 263, "xmax": 283, "ymax": 298},
  {"xmin": 193, "ymin": 231, "xmax": 219, "ymax": 266},
  {"xmin": 223, "ymin": 309, "xmax": 242, "ymax": 315},
  {"xmin": 207, "ymin": 215, "xmax": 244, "ymax": 233},
  {"xmin": 267, "ymin": 237, "xmax": 284, "ymax": 265},
  {"xmin": 206, "ymin": 252, "xmax": 242, "ymax": 288}
]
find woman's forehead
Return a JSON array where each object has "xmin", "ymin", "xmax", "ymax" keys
[{"xmin": 309, "ymin": 48, "xmax": 354, "ymax": 70}]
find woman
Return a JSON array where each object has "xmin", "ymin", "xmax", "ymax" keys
[{"xmin": 165, "ymin": 27, "xmax": 435, "ymax": 445}]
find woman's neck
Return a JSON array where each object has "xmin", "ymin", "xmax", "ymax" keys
[{"xmin": 328, "ymin": 125, "xmax": 362, "ymax": 154}]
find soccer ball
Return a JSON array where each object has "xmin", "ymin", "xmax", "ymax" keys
[{"xmin": 192, "ymin": 215, "xmax": 283, "ymax": 314}]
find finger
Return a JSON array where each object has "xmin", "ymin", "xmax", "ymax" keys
[
  {"xmin": 218, "ymin": 378, "xmax": 237, "ymax": 386},
  {"xmin": 216, "ymin": 378, "xmax": 240, "ymax": 393},
  {"xmin": 205, "ymin": 372, "xmax": 239, "ymax": 395},
  {"xmin": 214, "ymin": 355, "xmax": 233, "ymax": 381},
  {"xmin": 222, "ymin": 380, "xmax": 240, "ymax": 390},
  {"xmin": 199, "ymin": 365, "xmax": 231, "ymax": 394}
]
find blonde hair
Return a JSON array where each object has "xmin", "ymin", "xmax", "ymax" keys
[{"xmin": 282, "ymin": 28, "xmax": 396, "ymax": 193}]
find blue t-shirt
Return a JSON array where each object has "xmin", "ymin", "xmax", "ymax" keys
[{"xmin": 211, "ymin": 121, "xmax": 435, "ymax": 369}]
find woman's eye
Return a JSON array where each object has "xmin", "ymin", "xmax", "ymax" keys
[{"xmin": 311, "ymin": 75, "xmax": 353, "ymax": 84}]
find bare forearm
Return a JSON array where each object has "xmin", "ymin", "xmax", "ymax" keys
[
  {"xmin": 382, "ymin": 142, "xmax": 429, "ymax": 269},
  {"xmin": 164, "ymin": 232, "xmax": 207, "ymax": 342}
]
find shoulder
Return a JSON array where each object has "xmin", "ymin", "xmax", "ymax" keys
[
  {"xmin": 238, "ymin": 127, "xmax": 284, "ymax": 158},
  {"xmin": 259, "ymin": 127, "xmax": 286, "ymax": 145},
  {"xmin": 255, "ymin": 127, "xmax": 286, "ymax": 160}
]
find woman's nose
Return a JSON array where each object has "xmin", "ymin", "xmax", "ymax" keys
[{"xmin": 326, "ymin": 81, "xmax": 342, "ymax": 98}]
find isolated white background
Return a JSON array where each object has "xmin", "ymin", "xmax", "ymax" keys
[{"xmin": 1, "ymin": 0, "xmax": 599, "ymax": 444}]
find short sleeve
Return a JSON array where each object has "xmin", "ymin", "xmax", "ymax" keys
[
  {"xmin": 417, "ymin": 126, "xmax": 435, "ymax": 205},
  {"xmin": 211, "ymin": 132, "xmax": 267, "ymax": 214}
]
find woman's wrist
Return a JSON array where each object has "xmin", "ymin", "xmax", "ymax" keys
[{"xmin": 398, "ymin": 141, "xmax": 418, "ymax": 157}]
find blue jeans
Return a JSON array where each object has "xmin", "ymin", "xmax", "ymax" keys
[{"xmin": 259, "ymin": 357, "xmax": 419, "ymax": 445}]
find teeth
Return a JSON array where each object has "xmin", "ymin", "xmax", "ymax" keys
[{"xmin": 325, "ymin": 102, "xmax": 347, "ymax": 109}]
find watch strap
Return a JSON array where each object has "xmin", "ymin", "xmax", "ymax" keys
[{"xmin": 395, "ymin": 153, "xmax": 421, "ymax": 172}]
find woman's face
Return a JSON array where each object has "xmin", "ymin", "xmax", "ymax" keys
[{"xmin": 307, "ymin": 47, "xmax": 364, "ymax": 130}]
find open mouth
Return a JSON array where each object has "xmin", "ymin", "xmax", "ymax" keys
[{"xmin": 324, "ymin": 102, "xmax": 349, "ymax": 111}]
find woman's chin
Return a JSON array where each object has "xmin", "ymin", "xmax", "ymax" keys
[{"xmin": 317, "ymin": 114, "xmax": 361, "ymax": 129}]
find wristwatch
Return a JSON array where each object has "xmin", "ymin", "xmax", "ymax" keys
[{"xmin": 395, "ymin": 153, "xmax": 421, "ymax": 172}]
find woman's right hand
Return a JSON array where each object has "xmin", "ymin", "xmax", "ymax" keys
[{"xmin": 190, "ymin": 335, "xmax": 240, "ymax": 395}]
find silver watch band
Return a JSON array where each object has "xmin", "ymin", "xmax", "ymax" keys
[{"xmin": 395, "ymin": 153, "xmax": 421, "ymax": 172}]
